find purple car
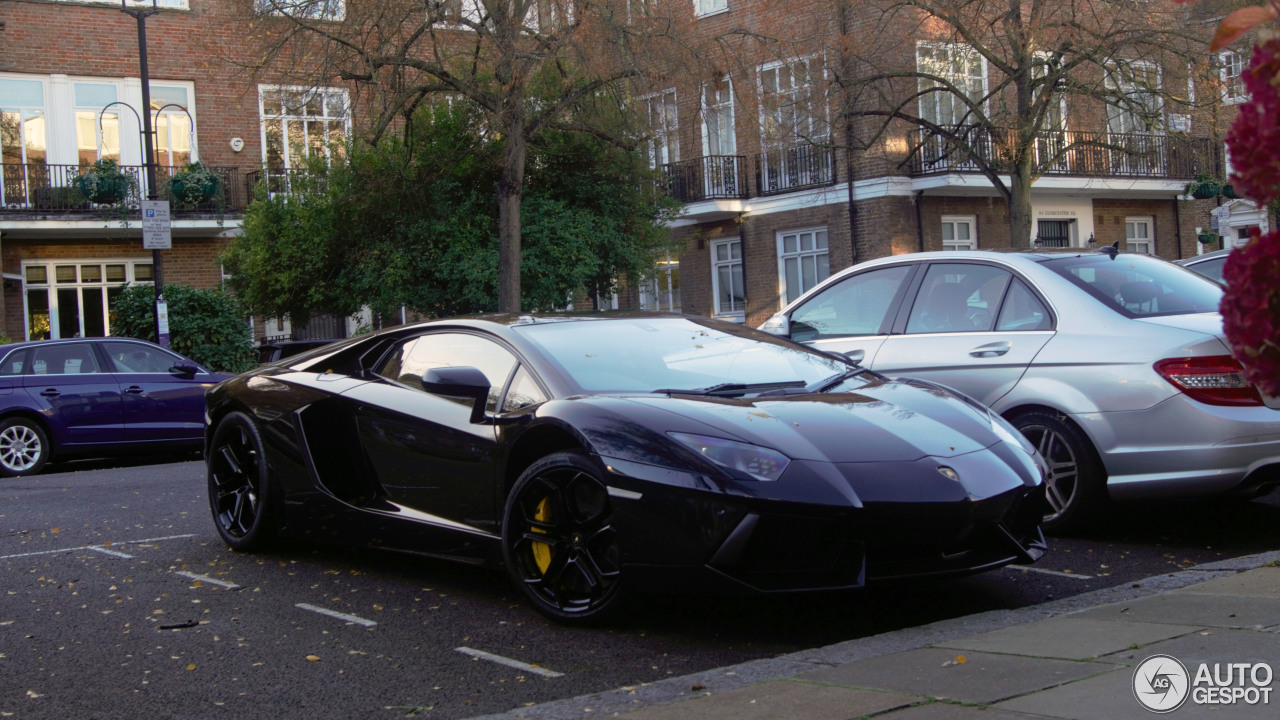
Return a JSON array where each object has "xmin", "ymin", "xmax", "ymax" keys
[{"xmin": 0, "ymin": 337, "xmax": 232, "ymax": 476}]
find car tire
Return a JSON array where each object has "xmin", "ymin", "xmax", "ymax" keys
[
  {"xmin": 207, "ymin": 411, "xmax": 275, "ymax": 551},
  {"xmin": 1011, "ymin": 410, "xmax": 1107, "ymax": 533},
  {"xmin": 0, "ymin": 417, "xmax": 50, "ymax": 477},
  {"xmin": 502, "ymin": 451, "xmax": 625, "ymax": 624}
]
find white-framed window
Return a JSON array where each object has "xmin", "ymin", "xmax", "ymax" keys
[
  {"xmin": 1220, "ymin": 50, "xmax": 1248, "ymax": 104},
  {"xmin": 1, "ymin": 78, "xmax": 48, "ymax": 208},
  {"xmin": 22, "ymin": 260, "xmax": 154, "ymax": 341},
  {"xmin": 777, "ymin": 228, "xmax": 829, "ymax": 306},
  {"xmin": 150, "ymin": 85, "xmax": 193, "ymax": 170},
  {"xmin": 1105, "ymin": 61, "xmax": 1162, "ymax": 135},
  {"xmin": 711, "ymin": 238, "xmax": 744, "ymax": 319},
  {"xmin": 916, "ymin": 42, "xmax": 987, "ymax": 128},
  {"xmin": 643, "ymin": 89, "xmax": 679, "ymax": 167},
  {"xmin": 428, "ymin": 0, "xmax": 485, "ymax": 27},
  {"xmin": 702, "ymin": 76, "xmax": 735, "ymax": 156},
  {"xmin": 759, "ymin": 56, "xmax": 827, "ymax": 147},
  {"xmin": 639, "ymin": 254, "xmax": 681, "ymax": 312},
  {"xmin": 74, "ymin": 82, "xmax": 121, "ymax": 166},
  {"xmin": 256, "ymin": 0, "xmax": 345, "ymax": 21},
  {"xmin": 1125, "ymin": 217, "xmax": 1154, "ymax": 255},
  {"xmin": 259, "ymin": 85, "xmax": 350, "ymax": 174},
  {"xmin": 941, "ymin": 216, "xmax": 977, "ymax": 250},
  {"xmin": 695, "ymin": 0, "xmax": 727, "ymax": 17}
]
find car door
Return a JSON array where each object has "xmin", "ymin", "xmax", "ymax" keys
[
  {"xmin": 341, "ymin": 331, "xmax": 515, "ymax": 535},
  {"xmin": 22, "ymin": 342, "xmax": 124, "ymax": 446},
  {"xmin": 869, "ymin": 262, "xmax": 1055, "ymax": 407},
  {"xmin": 99, "ymin": 340, "xmax": 217, "ymax": 444},
  {"xmin": 784, "ymin": 264, "xmax": 917, "ymax": 366}
]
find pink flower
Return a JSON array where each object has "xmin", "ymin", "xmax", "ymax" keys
[
  {"xmin": 1221, "ymin": 228, "xmax": 1280, "ymax": 397},
  {"xmin": 1226, "ymin": 38, "xmax": 1280, "ymax": 207}
]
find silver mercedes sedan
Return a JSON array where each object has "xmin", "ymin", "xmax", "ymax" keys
[{"xmin": 760, "ymin": 249, "xmax": 1280, "ymax": 531}]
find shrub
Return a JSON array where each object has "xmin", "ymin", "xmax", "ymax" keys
[{"xmin": 111, "ymin": 284, "xmax": 255, "ymax": 373}]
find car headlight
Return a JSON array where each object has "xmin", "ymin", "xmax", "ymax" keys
[{"xmin": 668, "ymin": 432, "xmax": 791, "ymax": 482}]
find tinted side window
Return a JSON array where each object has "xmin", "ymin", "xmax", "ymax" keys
[
  {"xmin": 101, "ymin": 341, "xmax": 181, "ymax": 373},
  {"xmin": 31, "ymin": 343, "xmax": 101, "ymax": 375},
  {"xmin": 502, "ymin": 366, "xmax": 548, "ymax": 413},
  {"xmin": 0, "ymin": 349, "xmax": 30, "ymax": 376},
  {"xmin": 906, "ymin": 264, "xmax": 1012, "ymax": 334},
  {"xmin": 996, "ymin": 280, "xmax": 1052, "ymax": 331},
  {"xmin": 789, "ymin": 266, "xmax": 912, "ymax": 340},
  {"xmin": 377, "ymin": 332, "xmax": 517, "ymax": 413}
]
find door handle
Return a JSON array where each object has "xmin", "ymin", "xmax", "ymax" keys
[
  {"xmin": 40, "ymin": 389, "xmax": 61, "ymax": 398},
  {"xmin": 126, "ymin": 386, "xmax": 145, "ymax": 394},
  {"xmin": 969, "ymin": 341, "xmax": 1011, "ymax": 358}
]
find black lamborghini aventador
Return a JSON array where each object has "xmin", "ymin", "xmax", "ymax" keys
[{"xmin": 205, "ymin": 314, "xmax": 1047, "ymax": 623}]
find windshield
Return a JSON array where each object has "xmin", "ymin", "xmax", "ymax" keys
[
  {"xmin": 514, "ymin": 317, "xmax": 869, "ymax": 394},
  {"xmin": 1040, "ymin": 253, "xmax": 1222, "ymax": 318}
]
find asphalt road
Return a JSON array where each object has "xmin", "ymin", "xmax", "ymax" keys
[{"xmin": 1, "ymin": 459, "xmax": 1278, "ymax": 719}]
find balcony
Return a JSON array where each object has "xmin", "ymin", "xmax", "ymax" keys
[
  {"xmin": 908, "ymin": 128, "xmax": 1221, "ymax": 180},
  {"xmin": 757, "ymin": 145, "xmax": 835, "ymax": 196},
  {"xmin": 0, "ymin": 163, "xmax": 251, "ymax": 217},
  {"xmin": 661, "ymin": 156, "xmax": 749, "ymax": 203}
]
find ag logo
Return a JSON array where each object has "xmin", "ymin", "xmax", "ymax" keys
[{"xmin": 1134, "ymin": 654, "xmax": 1190, "ymax": 713}]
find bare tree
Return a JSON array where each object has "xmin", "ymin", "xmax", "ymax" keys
[
  {"xmin": 817, "ymin": 0, "xmax": 1215, "ymax": 245},
  {"xmin": 230, "ymin": 0, "xmax": 689, "ymax": 312}
]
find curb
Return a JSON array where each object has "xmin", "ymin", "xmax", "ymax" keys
[{"xmin": 467, "ymin": 549, "xmax": 1280, "ymax": 719}]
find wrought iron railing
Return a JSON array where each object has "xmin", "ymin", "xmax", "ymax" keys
[
  {"xmin": 0, "ymin": 163, "xmax": 250, "ymax": 215},
  {"xmin": 660, "ymin": 156, "xmax": 748, "ymax": 203},
  {"xmin": 908, "ymin": 128, "xmax": 1221, "ymax": 180},
  {"xmin": 757, "ymin": 144, "xmax": 836, "ymax": 196}
]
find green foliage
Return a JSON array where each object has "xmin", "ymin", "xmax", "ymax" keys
[
  {"xmin": 223, "ymin": 98, "xmax": 676, "ymax": 320},
  {"xmin": 111, "ymin": 284, "xmax": 256, "ymax": 373}
]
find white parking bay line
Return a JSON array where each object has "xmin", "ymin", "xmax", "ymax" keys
[
  {"xmin": 174, "ymin": 571, "xmax": 242, "ymax": 590},
  {"xmin": 295, "ymin": 603, "xmax": 377, "ymax": 627},
  {"xmin": 0, "ymin": 533, "xmax": 196, "ymax": 561},
  {"xmin": 1005, "ymin": 565, "xmax": 1093, "ymax": 580},
  {"xmin": 455, "ymin": 647, "xmax": 564, "ymax": 678},
  {"xmin": 87, "ymin": 546, "xmax": 134, "ymax": 559}
]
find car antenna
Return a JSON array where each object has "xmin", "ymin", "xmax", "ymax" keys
[{"xmin": 1099, "ymin": 240, "xmax": 1120, "ymax": 260}]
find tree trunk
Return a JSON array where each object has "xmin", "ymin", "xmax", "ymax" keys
[
  {"xmin": 1008, "ymin": 161, "xmax": 1034, "ymax": 248},
  {"xmin": 497, "ymin": 117, "xmax": 528, "ymax": 313}
]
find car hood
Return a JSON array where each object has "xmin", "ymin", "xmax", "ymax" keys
[{"xmin": 616, "ymin": 377, "xmax": 1007, "ymax": 464}]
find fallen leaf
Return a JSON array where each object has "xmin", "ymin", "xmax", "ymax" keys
[
  {"xmin": 186, "ymin": 664, "xmax": 196, "ymax": 671},
  {"xmin": 306, "ymin": 655, "xmax": 321, "ymax": 662}
]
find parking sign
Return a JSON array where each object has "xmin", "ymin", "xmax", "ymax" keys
[{"xmin": 142, "ymin": 199, "xmax": 172, "ymax": 249}]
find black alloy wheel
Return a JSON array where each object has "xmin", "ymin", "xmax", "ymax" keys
[
  {"xmin": 0, "ymin": 417, "xmax": 50, "ymax": 477},
  {"xmin": 208, "ymin": 411, "xmax": 274, "ymax": 551},
  {"xmin": 503, "ymin": 451, "xmax": 624, "ymax": 623},
  {"xmin": 1012, "ymin": 410, "xmax": 1106, "ymax": 533}
]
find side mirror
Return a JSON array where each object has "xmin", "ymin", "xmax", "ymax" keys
[
  {"xmin": 171, "ymin": 362, "xmax": 199, "ymax": 377},
  {"xmin": 759, "ymin": 314, "xmax": 790, "ymax": 337},
  {"xmin": 420, "ymin": 366, "xmax": 491, "ymax": 423}
]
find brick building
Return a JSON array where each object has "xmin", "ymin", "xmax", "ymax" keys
[
  {"xmin": 0, "ymin": 0, "xmax": 1262, "ymax": 341},
  {"xmin": 638, "ymin": 0, "xmax": 1265, "ymax": 328}
]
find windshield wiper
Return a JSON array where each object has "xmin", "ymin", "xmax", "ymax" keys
[
  {"xmin": 652, "ymin": 381, "xmax": 806, "ymax": 397},
  {"xmin": 807, "ymin": 368, "xmax": 868, "ymax": 393}
]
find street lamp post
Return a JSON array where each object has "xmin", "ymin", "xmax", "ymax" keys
[{"xmin": 121, "ymin": 0, "xmax": 167, "ymax": 347}]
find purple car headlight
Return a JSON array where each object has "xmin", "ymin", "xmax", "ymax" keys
[{"xmin": 669, "ymin": 432, "xmax": 791, "ymax": 482}]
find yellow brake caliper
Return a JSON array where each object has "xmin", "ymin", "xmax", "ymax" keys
[{"xmin": 531, "ymin": 496, "xmax": 552, "ymax": 574}]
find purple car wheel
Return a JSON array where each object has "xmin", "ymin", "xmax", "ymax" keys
[{"xmin": 0, "ymin": 418, "xmax": 50, "ymax": 477}]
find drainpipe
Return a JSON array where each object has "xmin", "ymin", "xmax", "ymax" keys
[
  {"xmin": 1172, "ymin": 196, "xmax": 1183, "ymax": 260},
  {"xmin": 846, "ymin": 144, "xmax": 859, "ymax": 265},
  {"xmin": 915, "ymin": 190, "xmax": 926, "ymax": 252}
]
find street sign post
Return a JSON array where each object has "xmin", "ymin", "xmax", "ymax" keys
[{"xmin": 142, "ymin": 199, "xmax": 172, "ymax": 250}]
